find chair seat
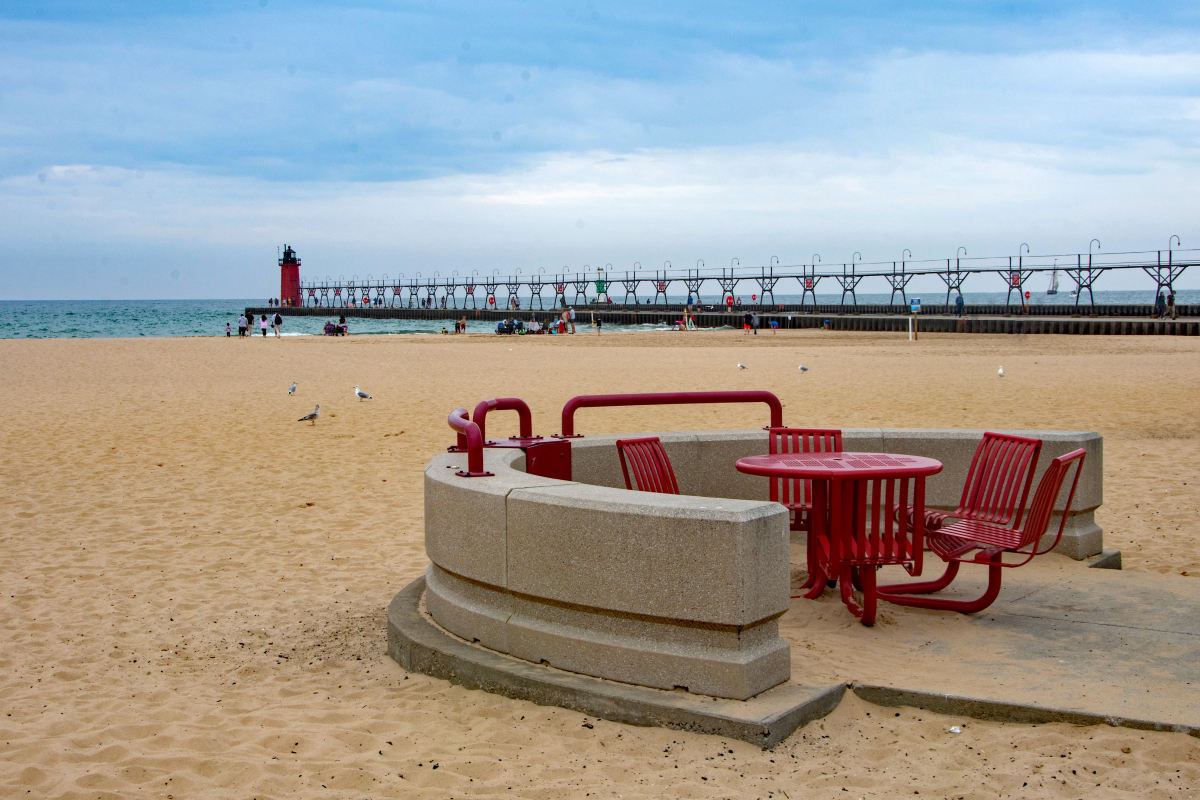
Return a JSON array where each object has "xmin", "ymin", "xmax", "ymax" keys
[{"xmin": 929, "ymin": 518, "xmax": 1026, "ymax": 561}]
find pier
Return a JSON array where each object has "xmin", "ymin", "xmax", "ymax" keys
[
  {"xmin": 246, "ymin": 303, "xmax": 1200, "ymax": 336},
  {"xmin": 262, "ymin": 242, "xmax": 1199, "ymax": 335},
  {"xmin": 282, "ymin": 245, "xmax": 1198, "ymax": 314}
]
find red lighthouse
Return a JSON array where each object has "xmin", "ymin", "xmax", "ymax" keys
[{"xmin": 279, "ymin": 245, "xmax": 301, "ymax": 307}]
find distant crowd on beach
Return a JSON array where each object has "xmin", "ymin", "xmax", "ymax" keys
[
  {"xmin": 227, "ymin": 312, "xmax": 353, "ymax": 337},
  {"xmin": 230, "ymin": 312, "xmax": 285, "ymax": 338},
  {"xmin": 493, "ymin": 308, "xmax": 580, "ymax": 335}
]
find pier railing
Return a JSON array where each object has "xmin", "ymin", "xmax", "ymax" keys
[{"xmin": 295, "ymin": 246, "xmax": 1198, "ymax": 311}]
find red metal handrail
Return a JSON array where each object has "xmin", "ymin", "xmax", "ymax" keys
[
  {"xmin": 447, "ymin": 408, "xmax": 493, "ymax": 477},
  {"xmin": 558, "ymin": 391, "xmax": 784, "ymax": 437},
  {"xmin": 472, "ymin": 397, "xmax": 538, "ymax": 442}
]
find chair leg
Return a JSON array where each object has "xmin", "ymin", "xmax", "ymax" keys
[
  {"xmin": 839, "ymin": 565, "xmax": 858, "ymax": 615},
  {"xmin": 835, "ymin": 565, "xmax": 877, "ymax": 625},
  {"xmin": 798, "ymin": 524, "xmax": 817, "ymax": 590},
  {"xmin": 801, "ymin": 530, "xmax": 833, "ymax": 598},
  {"xmin": 801, "ymin": 565, "xmax": 828, "ymax": 599},
  {"xmin": 877, "ymin": 561, "xmax": 1004, "ymax": 614},
  {"xmin": 878, "ymin": 561, "xmax": 960, "ymax": 595},
  {"xmin": 860, "ymin": 565, "xmax": 877, "ymax": 626}
]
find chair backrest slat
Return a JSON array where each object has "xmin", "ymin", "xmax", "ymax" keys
[
  {"xmin": 957, "ymin": 432, "xmax": 1042, "ymax": 528},
  {"xmin": 1017, "ymin": 448, "xmax": 1086, "ymax": 551},
  {"xmin": 767, "ymin": 428, "xmax": 842, "ymax": 509},
  {"xmin": 616, "ymin": 437, "xmax": 680, "ymax": 495}
]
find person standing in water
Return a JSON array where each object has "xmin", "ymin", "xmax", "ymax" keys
[
  {"xmin": 237, "ymin": 314, "xmax": 247, "ymax": 338},
  {"xmin": 260, "ymin": 314, "xmax": 269, "ymax": 337}
]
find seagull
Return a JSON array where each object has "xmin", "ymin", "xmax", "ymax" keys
[
  {"xmin": 737, "ymin": 363, "xmax": 747, "ymax": 370},
  {"xmin": 298, "ymin": 405, "xmax": 319, "ymax": 425},
  {"xmin": 798, "ymin": 365, "xmax": 810, "ymax": 372},
  {"xmin": 288, "ymin": 381, "xmax": 297, "ymax": 395},
  {"xmin": 998, "ymin": 366, "xmax": 1005, "ymax": 377},
  {"xmin": 354, "ymin": 385, "xmax": 373, "ymax": 401}
]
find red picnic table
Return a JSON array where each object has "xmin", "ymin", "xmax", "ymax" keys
[{"xmin": 736, "ymin": 451, "xmax": 943, "ymax": 626}]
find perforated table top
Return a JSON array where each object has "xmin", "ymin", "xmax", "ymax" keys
[{"xmin": 735, "ymin": 451, "xmax": 943, "ymax": 480}]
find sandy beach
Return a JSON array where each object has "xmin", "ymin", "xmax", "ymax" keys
[{"xmin": 2, "ymin": 328, "xmax": 1199, "ymax": 799}]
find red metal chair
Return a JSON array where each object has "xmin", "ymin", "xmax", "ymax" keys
[
  {"xmin": 767, "ymin": 428, "xmax": 843, "ymax": 532},
  {"xmin": 811, "ymin": 468, "xmax": 930, "ymax": 626},
  {"xmin": 767, "ymin": 428, "xmax": 842, "ymax": 598},
  {"xmin": 878, "ymin": 448, "xmax": 1086, "ymax": 614},
  {"xmin": 920, "ymin": 432, "xmax": 1043, "ymax": 534},
  {"xmin": 616, "ymin": 437, "xmax": 680, "ymax": 495},
  {"xmin": 888, "ymin": 431, "xmax": 1041, "ymax": 596}
]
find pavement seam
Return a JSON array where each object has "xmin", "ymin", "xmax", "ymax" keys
[{"xmin": 997, "ymin": 610, "xmax": 1200, "ymax": 637}]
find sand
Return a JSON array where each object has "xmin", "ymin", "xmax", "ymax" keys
[{"xmin": 1, "ymin": 328, "xmax": 1198, "ymax": 799}]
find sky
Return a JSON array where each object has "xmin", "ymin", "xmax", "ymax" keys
[{"xmin": 0, "ymin": 1, "xmax": 1198, "ymax": 299}]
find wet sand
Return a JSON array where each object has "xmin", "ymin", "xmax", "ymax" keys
[{"xmin": 1, "ymin": 328, "xmax": 1198, "ymax": 798}]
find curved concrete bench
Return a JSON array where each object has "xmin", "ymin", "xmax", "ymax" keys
[{"xmin": 420, "ymin": 428, "xmax": 1103, "ymax": 701}]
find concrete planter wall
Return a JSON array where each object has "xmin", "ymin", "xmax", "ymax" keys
[{"xmin": 423, "ymin": 428, "xmax": 1102, "ymax": 700}]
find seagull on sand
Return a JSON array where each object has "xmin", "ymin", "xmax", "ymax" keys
[
  {"xmin": 298, "ymin": 405, "xmax": 320, "ymax": 425},
  {"xmin": 289, "ymin": 381, "xmax": 297, "ymax": 395},
  {"xmin": 998, "ymin": 366, "xmax": 1005, "ymax": 377},
  {"xmin": 798, "ymin": 365, "xmax": 810, "ymax": 372},
  {"xmin": 737, "ymin": 363, "xmax": 747, "ymax": 370},
  {"xmin": 354, "ymin": 385, "xmax": 373, "ymax": 401}
]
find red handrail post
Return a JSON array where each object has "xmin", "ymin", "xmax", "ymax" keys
[
  {"xmin": 471, "ymin": 397, "xmax": 539, "ymax": 442},
  {"xmin": 447, "ymin": 408, "xmax": 493, "ymax": 477},
  {"xmin": 557, "ymin": 391, "xmax": 784, "ymax": 438}
]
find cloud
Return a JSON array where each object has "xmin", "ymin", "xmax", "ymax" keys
[
  {"xmin": 2, "ymin": 129, "xmax": 1196, "ymax": 299},
  {"xmin": 0, "ymin": 2, "xmax": 1198, "ymax": 297}
]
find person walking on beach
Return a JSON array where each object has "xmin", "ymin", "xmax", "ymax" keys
[
  {"xmin": 751, "ymin": 313, "xmax": 759, "ymax": 335},
  {"xmin": 743, "ymin": 311, "xmax": 752, "ymax": 335},
  {"xmin": 273, "ymin": 312, "xmax": 283, "ymax": 338},
  {"xmin": 225, "ymin": 322, "xmax": 231, "ymax": 337},
  {"xmin": 595, "ymin": 315, "xmax": 602, "ymax": 335},
  {"xmin": 260, "ymin": 314, "xmax": 269, "ymax": 336},
  {"xmin": 1169, "ymin": 290, "xmax": 1177, "ymax": 320},
  {"xmin": 568, "ymin": 307, "xmax": 576, "ymax": 333},
  {"xmin": 237, "ymin": 314, "xmax": 247, "ymax": 338}
]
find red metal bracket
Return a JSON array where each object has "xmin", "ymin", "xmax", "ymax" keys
[
  {"xmin": 558, "ymin": 391, "xmax": 784, "ymax": 438},
  {"xmin": 447, "ymin": 408, "xmax": 493, "ymax": 477}
]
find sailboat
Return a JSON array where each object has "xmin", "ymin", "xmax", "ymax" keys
[{"xmin": 1047, "ymin": 263, "xmax": 1059, "ymax": 296}]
